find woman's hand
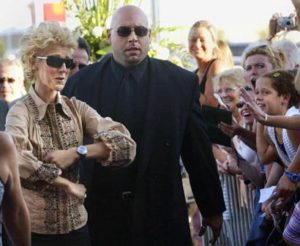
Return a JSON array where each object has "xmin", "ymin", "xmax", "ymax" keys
[
  {"xmin": 215, "ymin": 151, "xmax": 241, "ymax": 175},
  {"xmin": 43, "ymin": 148, "xmax": 78, "ymax": 169},
  {"xmin": 268, "ymin": 13, "xmax": 282, "ymax": 39},
  {"xmin": 240, "ymin": 88, "xmax": 267, "ymax": 124},
  {"xmin": 65, "ymin": 181, "xmax": 87, "ymax": 202},
  {"xmin": 261, "ymin": 199, "xmax": 273, "ymax": 220},
  {"xmin": 276, "ymin": 174, "xmax": 297, "ymax": 199},
  {"xmin": 219, "ymin": 121, "xmax": 241, "ymax": 138}
]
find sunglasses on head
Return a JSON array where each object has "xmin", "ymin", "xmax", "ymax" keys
[
  {"xmin": 0, "ymin": 77, "xmax": 15, "ymax": 84},
  {"xmin": 70, "ymin": 63, "xmax": 87, "ymax": 70},
  {"xmin": 254, "ymin": 44, "xmax": 276, "ymax": 58},
  {"xmin": 244, "ymin": 86, "xmax": 253, "ymax": 91},
  {"xmin": 36, "ymin": 56, "xmax": 74, "ymax": 69},
  {"xmin": 116, "ymin": 26, "xmax": 149, "ymax": 37}
]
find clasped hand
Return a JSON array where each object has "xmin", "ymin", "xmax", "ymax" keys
[
  {"xmin": 66, "ymin": 181, "xmax": 87, "ymax": 202},
  {"xmin": 43, "ymin": 148, "xmax": 78, "ymax": 169}
]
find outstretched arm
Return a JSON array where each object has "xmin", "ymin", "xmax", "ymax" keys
[
  {"xmin": 276, "ymin": 145, "xmax": 300, "ymax": 198},
  {"xmin": 291, "ymin": 0, "xmax": 300, "ymax": 30},
  {"xmin": 241, "ymin": 87, "xmax": 300, "ymax": 130},
  {"xmin": 219, "ymin": 121, "xmax": 256, "ymax": 150},
  {"xmin": 0, "ymin": 133, "xmax": 31, "ymax": 246}
]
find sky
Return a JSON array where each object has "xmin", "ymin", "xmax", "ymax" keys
[
  {"xmin": 0, "ymin": 0, "xmax": 296, "ymax": 43},
  {"xmin": 157, "ymin": 0, "xmax": 295, "ymax": 42},
  {"xmin": 1, "ymin": 0, "xmax": 33, "ymax": 31}
]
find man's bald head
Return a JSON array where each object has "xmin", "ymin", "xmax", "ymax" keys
[
  {"xmin": 110, "ymin": 5, "xmax": 149, "ymax": 29},
  {"xmin": 109, "ymin": 5, "xmax": 151, "ymax": 68}
]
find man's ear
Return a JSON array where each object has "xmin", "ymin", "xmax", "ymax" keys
[{"xmin": 108, "ymin": 29, "xmax": 112, "ymax": 44}]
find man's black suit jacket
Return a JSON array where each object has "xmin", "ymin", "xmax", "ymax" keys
[
  {"xmin": 63, "ymin": 55, "xmax": 225, "ymax": 245},
  {"xmin": 0, "ymin": 100, "xmax": 8, "ymax": 131}
]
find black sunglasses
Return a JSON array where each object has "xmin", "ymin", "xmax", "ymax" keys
[
  {"xmin": 36, "ymin": 56, "xmax": 74, "ymax": 69},
  {"xmin": 0, "ymin": 77, "xmax": 15, "ymax": 84},
  {"xmin": 70, "ymin": 63, "xmax": 87, "ymax": 70},
  {"xmin": 116, "ymin": 26, "xmax": 149, "ymax": 37}
]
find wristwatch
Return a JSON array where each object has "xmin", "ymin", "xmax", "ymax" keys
[
  {"xmin": 283, "ymin": 171, "xmax": 300, "ymax": 183},
  {"xmin": 76, "ymin": 145, "xmax": 88, "ymax": 159}
]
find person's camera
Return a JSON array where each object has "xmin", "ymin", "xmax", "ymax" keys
[{"xmin": 277, "ymin": 16, "xmax": 296, "ymax": 30}]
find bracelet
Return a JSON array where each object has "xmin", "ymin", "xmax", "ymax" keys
[
  {"xmin": 264, "ymin": 113, "xmax": 268, "ymax": 123},
  {"xmin": 284, "ymin": 170, "xmax": 300, "ymax": 183}
]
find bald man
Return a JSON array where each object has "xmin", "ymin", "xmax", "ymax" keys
[{"xmin": 63, "ymin": 5, "xmax": 225, "ymax": 246}]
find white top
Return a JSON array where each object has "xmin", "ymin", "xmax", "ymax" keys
[
  {"xmin": 236, "ymin": 139, "xmax": 257, "ymax": 163},
  {"xmin": 267, "ymin": 106, "xmax": 300, "ymax": 167}
]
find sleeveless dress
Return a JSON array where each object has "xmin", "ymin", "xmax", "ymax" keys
[{"xmin": 195, "ymin": 59, "xmax": 217, "ymax": 94}]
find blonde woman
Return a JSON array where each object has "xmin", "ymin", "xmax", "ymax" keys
[
  {"xmin": 5, "ymin": 22, "xmax": 136, "ymax": 246},
  {"xmin": 188, "ymin": 20, "xmax": 232, "ymax": 107}
]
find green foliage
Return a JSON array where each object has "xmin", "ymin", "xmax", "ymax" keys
[
  {"xmin": 149, "ymin": 27, "xmax": 193, "ymax": 68},
  {"xmin": 63, "ymin": 0, "xmax": 140, "ymax": 61},
  {"xmin": 0, "ymin": 39, "xmax": 5, "ymax": 58}
]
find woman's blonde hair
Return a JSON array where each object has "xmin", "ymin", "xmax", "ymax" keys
[
  {"xmin": 20, "ymin": 22, "xmax": 78, "ymax": 81},
  {"xmin": 217, "ymin": 40, "xmax": 234, "ymax": 67},
  {"xmin": 241, "ymin": 43, "xmax": 286, "ymax": 70}
]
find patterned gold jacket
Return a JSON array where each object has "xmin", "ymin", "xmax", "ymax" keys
[{"xmin": 5, "ymin": 86, "xmax": 136, "ymax": 234}]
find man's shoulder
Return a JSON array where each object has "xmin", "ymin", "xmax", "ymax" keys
[
  {"xmin": 72, "ymin": 54, "xmax": 111, "ymax": 79},
  {"xmin": 63, "ymin": 54, "xmax": 112, "ymax": 96},
  {"xmin": 149, "ymin": 58, "xmax": 197, "ymax": 78}
]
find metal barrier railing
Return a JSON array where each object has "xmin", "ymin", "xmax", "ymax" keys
[{"xmin": 203, "ymin": 173, "xmax": 255, "ymax": 246}]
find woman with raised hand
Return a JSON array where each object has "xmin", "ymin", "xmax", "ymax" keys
[{"xmin": 5, "ymin": 22, "xmax": 136, "ymax": 246}]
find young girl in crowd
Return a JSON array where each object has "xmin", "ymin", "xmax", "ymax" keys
[
  {"xmin": 242, "ymin": 70, "xmax": 300, "ymax": 245},
  {"xmin": 253, "ymin": 70, "xmax": 300, "ymax": 169}
]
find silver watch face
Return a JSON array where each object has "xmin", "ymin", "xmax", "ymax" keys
[{"xmin": 77, "ymin": 145, "xmax": 88, "ymax": 156}]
